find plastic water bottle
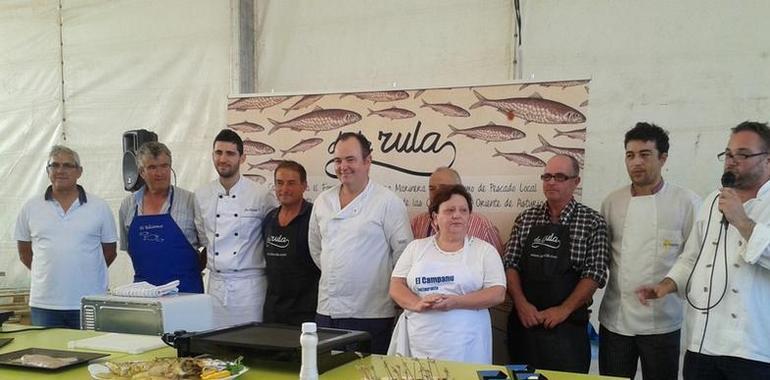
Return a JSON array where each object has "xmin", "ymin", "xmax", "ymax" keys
[{"xmin": 299, "ymin": 322, "xmax": 318, "ymax": 380}]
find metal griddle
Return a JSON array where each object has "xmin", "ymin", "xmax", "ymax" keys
[{"xmin": 167, "ymin": 322, "xmax": 371, "ymax": 373}]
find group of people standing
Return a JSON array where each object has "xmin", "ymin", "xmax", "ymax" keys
[{"xmin": 14, "ymin": 120, "xmax": 770, "ymax": 379}]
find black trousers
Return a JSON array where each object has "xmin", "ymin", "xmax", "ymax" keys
[
  {"xmin": 507, "ymin": 312, "xmax": 590, "ymax": 373},
  {"xmin": 598, "ymin": 325, "xmax": 680, "ymax": 380},
  {"xmin": 683, "ymin": 351, "xmax": 770, "ymax": 380},
  {"xmin": 316, "ymin": 314, "xmax": 394, "ymax": 354}
]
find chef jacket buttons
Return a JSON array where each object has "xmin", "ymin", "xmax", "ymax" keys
[
  {"xmin": 738, "ymin": 241, "xmax": 743, "ymax": 247},
  {"xmin": 216, "ymin": 214, "xmax": 220, "ymax": 218},
  {"xmin": 703, "ymin": 287, "xmax": 708, "ymax": 292},
  {"xmin": 216, "ymin": 270, "xmax": 221, "ymax": 273},
  {"xmin": 215, "ymin": 252, "xmax": 219, "ymax": 256},
  {"xmin": 219, "ymin": 195, "xmax": 223, "ymax": 199},
  {"xmin": 234, "ymin": 232, "xmax": 238, "ymax": 236},
  {"xmin": 232, "ymin": 195, "xmax": 236, "ymax": 198},
  {"xmin": 731, "ymin": 288, "xmax": 739, "ymax": 294},
  {"xmin": 731, "ymin": 313, "xmax": 738, "ymax": 319},
  {"xmin": 215, "ymin": 233, "xmax": 219, "ymax": 237},
  {"xmin": 233, "ymin": 251, "xmax": 237, "ymax": 255},
  {"xmin": 234, "ymin": 213, "xmax": 238, "ymax": 217},
  {"xmin": 733, "ymin": 263, "xmax": 740, "ymax": 268}
]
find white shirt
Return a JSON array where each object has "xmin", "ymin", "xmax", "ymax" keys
[
  {"xmin": 195, "ymin": 176, "xmax": 276, "ymax": 274},
  {"xmin": 15, "ymin": 190, "xmax": 117, "ymax": 309},
  {"xmin": 599, "ymin": 182, "xmax": 700, "ymax": 335},
  {"xmin": 390, "ymin": 236, "xmax": 506, "ymax": 363},
  {"xmin": 309, "ymin": 180, "xmax": 413, "ymax": 318},
  {"xmin": 667, "ymin": 180, "xmax": 770, "ymax": 363}
]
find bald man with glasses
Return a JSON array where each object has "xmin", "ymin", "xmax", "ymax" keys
[{"xmin": 503, "ymin": 154, "xmax": 609, "ymax": 373}]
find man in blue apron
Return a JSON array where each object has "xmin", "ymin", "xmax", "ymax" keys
[
  {"xmin": 504, "ymin": 154, "xmax": 609, "ymax": 373},
  {"xmin": 262, "ymin": 161, "xmax": 319, "ymax": 325},
  {"xmin": 119, "ymin": 142, "xmax": 206, "ymax": 293}
]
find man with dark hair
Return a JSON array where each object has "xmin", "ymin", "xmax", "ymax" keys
[
  {"xmin": 309, "ymin": 132, "xmax": 413, "ymax": 353},
  {"xmin": 262, "ymin": 161, "xmax": 319, "ymax": 325},
  {"xmin": 599, "ymin": 122, "xmax": 700, "ymax": 379},
  {"xmin": 16, "ymin": 145, "xmax": 117, "ymax": 328},
  {"xmin": 195, "ymin": 129, "xmax": 276, "ymax": 325},
  {"xmin": 120, "ymin": 142, "xmax": 206, "ymax": 293},
  {"xmin": 504, "ymin": 154, "xmax": 609, "ymax": 373},
  {"xmin": 639, "ymin": 121, "xmax": 770, "ymax": 379}
]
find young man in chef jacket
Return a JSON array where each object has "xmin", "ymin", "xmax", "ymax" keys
[
  {"xmin": 598, "ymin": 122, "xmax": 700, "ymax": 379},
  {"xmin": 195, "ymin": 129, "xmax": 277, "ymax": 326}
]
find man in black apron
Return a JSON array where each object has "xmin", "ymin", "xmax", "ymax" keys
[
  {"xmin": 262, "ymin": 161, "xmax": 319, "ymax": 325},
  {"xmin": 504, "ymin": 155, "xmax": 609, "ymax": 373}
]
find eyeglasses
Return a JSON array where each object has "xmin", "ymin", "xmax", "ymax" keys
[
  {"xmin": 717, "ymin": 151, "xmax": 768, "ymax": 162},
  {"xmin": 47, "ymin": 162, "xmax": 79, "ymax": 170},
  {"xmin": 540, "ymin": 173, "xmax": 577, "ymax": 182}
]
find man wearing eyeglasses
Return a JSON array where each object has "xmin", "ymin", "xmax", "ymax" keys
[
  {"xmin": 119, "ymin": 142, "xmax": 207, "ymax": 293},
  {"xmin": 598, "ymin": 123, "xmax": 700, "ymax": 380},
  {"xmin": 638, "ymin": 121, "xmax": 770, "ymax": 379},
  {"xmin": 504, "ymin": 154, "xmax": 609, "ymax": 373},
  {"xmin": 15, "ymin": 145, "xmax": 117, "ymax": 328}
]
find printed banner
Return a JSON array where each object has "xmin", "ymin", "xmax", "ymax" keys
[{"xmin": 227, "ymin": 80, "xmax": 589, "ymax": 241}]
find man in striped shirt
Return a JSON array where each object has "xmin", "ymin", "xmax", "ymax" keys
[{"xmin": 410, "ymin": 167, "xmax": 504, "ymax": 255}]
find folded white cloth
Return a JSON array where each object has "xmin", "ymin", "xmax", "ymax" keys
[{"xmin": 111, "ymin": 280, "xmax": 180, "ymax": 297}]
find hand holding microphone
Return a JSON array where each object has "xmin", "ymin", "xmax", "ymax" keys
[{"xmin": 719, "ymin": 172, "xmax": 736, "ymax": 225}]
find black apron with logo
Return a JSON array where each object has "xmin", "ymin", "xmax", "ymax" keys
[
  {"xmin": 507, "ymin": 222, "xmax": 590, "ymax": 373},
  {"xmin": 262, "ymin": 202, "xmax": 320, "ymax": 325}
]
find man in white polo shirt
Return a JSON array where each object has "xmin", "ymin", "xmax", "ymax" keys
[
  {"xmin": 309, "ymin": 132, "xmax": 413, "ymax": 354},
  {"xmin": 15, "ymin": 145, "xmax": 117, "ymax": 328},
  {"xmin": 195, "ymin": 129, "xmax": 276, "ymax": 325}
]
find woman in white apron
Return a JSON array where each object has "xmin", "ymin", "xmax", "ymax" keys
[{"xmin": 388, "ymin": 184, "xmax": 506, "ymax": 364}]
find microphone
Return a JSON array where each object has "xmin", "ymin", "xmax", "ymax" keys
[{"xmin": 720, "ymin": 172, "xmax": 736, "ymax": 225}]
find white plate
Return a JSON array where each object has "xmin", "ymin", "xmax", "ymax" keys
[{"xmin": 88, "ymin": 363, "xmax": 249, "ymax": 379}]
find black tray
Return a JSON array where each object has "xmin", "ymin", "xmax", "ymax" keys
[{"xmin": 0, "ymin": 347, "xmax": 108, "ymax": 370}]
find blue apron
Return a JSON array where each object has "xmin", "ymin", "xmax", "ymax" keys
[{"xmin": 127, "ymin": 188, "xmax": 204, "ymax": 293}]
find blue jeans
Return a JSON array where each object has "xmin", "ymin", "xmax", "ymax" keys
[{"xmin": 30, "ymin": 307, "xmax": 81, "ymax": 329}]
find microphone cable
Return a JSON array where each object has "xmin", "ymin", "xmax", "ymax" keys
[{"xmin": 684, "ymin": 192, "xmax": 730, "ymax": 353}]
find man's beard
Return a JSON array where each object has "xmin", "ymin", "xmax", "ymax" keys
[{"xmin": 217, "ymin": 165, "xmax": 239, "ymax": 179}]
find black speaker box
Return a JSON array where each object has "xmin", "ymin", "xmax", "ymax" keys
[{"xmin": 122, "ymin": 129, "xmax": 158, "ymax": 192}]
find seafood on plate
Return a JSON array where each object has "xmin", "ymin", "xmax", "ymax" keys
[{"xmin": 91, "ymin": 356, "xmax": 245, "ymax": 380}]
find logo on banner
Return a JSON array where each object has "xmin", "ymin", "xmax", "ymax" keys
[{"xmin": 531, "ymin": 233, "xmax": 560, "ymax": 249}]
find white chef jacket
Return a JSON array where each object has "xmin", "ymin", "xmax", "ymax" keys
[
  {"xmin": 667, "ymin": 180, "xmax": 770, "ymax": 363},
  {"xmin": 599, "ymin": 182, "xmax": 700, "ymax": 335},
  {"xmin": 195, "ymin": 176, "xmax": 276, "ymax": 325},
  {"xmin": 389, "ymin": 236, "xmax": 506, "ymax": 363},
  {"xmin": 309, "ymin": 180, "xmax": 413, "ymax": 318},
  {"xmin": 195, "ymin": 176, "xmax": 275, "ymax": 273}
]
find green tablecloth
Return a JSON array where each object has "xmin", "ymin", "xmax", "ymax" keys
[{"xmin": 0, "ymin": 326, "xmax": 624, "ymax": 379}]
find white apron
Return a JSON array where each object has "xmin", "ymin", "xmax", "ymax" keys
[
  {"xmin": 208, "ymin": 270, "xmax": 267, "ymax": 327},
  {"xmin": 389, "ymin": 239, "xmax": 492, "ymax": 364}
]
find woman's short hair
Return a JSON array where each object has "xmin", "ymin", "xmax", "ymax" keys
[{"xmin": 428, "ymin": 184, "xmax": 473, "ymax": 216}]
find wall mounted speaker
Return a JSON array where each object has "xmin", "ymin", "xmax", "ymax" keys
[{"xmin": 122, "ymin": 129, "xmax": 158, "ymax": 192}]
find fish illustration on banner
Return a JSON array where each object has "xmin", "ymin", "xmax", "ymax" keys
[{"xmin": 226, "ymin": 79, "xmax": 590, "ymax": 240}]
